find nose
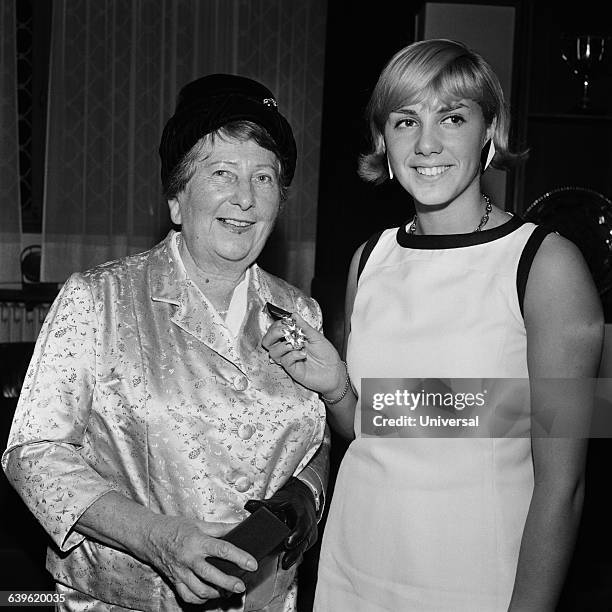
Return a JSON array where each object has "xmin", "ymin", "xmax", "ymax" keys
[
  {"xmin": 232, "ymin": 178, "xmax": 255, "ymax": 210},
  {"xmin": 415, "ymin": 124, "xmax": 442, "ymax": 156}
]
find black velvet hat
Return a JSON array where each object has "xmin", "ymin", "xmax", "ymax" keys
[{"xmin": 159, "ymin": 73, "xmax": 297, "ymax": 192}]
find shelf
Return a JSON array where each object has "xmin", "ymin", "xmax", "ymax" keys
[
  {"xmin": 0, "ymin": 284, "xmax": 60, "ymax": 309},
  {"xmin": 528, "ymin": 112, "xmax": 612, "ymax": 122}
]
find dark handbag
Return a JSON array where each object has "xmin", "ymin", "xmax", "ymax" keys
[{"xmin": 206, "ymin": 506, "xmax": 290, "ymax": 582}]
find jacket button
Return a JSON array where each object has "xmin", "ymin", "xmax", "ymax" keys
[
  {"xmin": 238, "ymin": 424, "xmax": 255, "ymax": 440},
  {"xmin": 233, "ymin": 375, "xmax": 249, "ymax": 391},
  {"xmin": 235, "ymin": 476, "xmax": 252, "ymax": 492}
]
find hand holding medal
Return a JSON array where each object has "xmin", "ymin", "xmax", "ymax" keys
[
  {"xmin": 281, "ymin": 316, "xmax": 306, "ymax": 350},
  {"xmin": 262, "ymin": 303, "xmax": 346, "ymax": 397},
  {"xmin": 265, "ymin": 302, "xmax": 306, "ymax": 350}
]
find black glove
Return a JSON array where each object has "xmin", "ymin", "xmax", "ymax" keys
[{"xmin": 244, "ymin": 477, "xmax": 318, "ymax": 570}]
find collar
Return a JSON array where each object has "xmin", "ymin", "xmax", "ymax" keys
[
  {"xmin": 396, "ymin": 214, "xmax": 525, "ymax": 249},
  {"xmin": 148, "ymin": 230, "xmax": 291, "ymax": 314},
  {"xmin": 148, "ymin": 230, "xmax": 186, "ymax": 305},
  {"xmin": 147, "ymin": 231, "xmax": 291, "ymax": 367}
]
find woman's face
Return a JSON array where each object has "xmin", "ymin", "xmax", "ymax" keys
[
  {"xmin": 168, "ymin": 136, "xmax": 281, "ymax": 273},
  {"xmin": 384, "ymin": 98, "xmax": 493, "ymax": 207}
]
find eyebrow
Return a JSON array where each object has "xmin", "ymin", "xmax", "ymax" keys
[
  {"xmin": 392, "ymin": 101, "xmax": 469, "ymax": 115},
  {"xmin": 438, "ymin": 102, "xmax": 469, "ymax": 113},
  {"xmin": 391, "ymin": 108, "xmax": 419, "ymax": 117},
  {"xmin": 208, "ymin": 160, "xmax": 277, "ymax": 170}
]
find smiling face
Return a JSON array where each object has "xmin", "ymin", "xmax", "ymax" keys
[
  {"xmin": 384, "ymin": 98, "xmax": 493, "ymax": 208},
  {"xmin": 167, "ymin": 136, "xmax": 281, "ymax": 275}
]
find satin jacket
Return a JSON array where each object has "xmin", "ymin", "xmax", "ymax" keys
[{"xmin": 2, "ymin": 231, "xmax": 327, "ymax": 611}]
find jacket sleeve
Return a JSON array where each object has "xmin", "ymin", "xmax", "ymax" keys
[
  {"xmin": 1, "ymin": 273, "xmax": 116, "ymax": 552},
  {"xmin": 293, "ymin": 295, "xmax": 331, "ymax": 518},
  {"xmin": 295, "ymin": 423, "xmax": 331, "ymax": 520}
]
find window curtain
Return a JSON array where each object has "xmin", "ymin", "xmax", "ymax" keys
[
  {"xmin": 0, "ymin": 0, "xmax": 22, "ymax": 285},
  {"xmin": 41, "ymin": 0, "xmax": 327, "ymax": 294}
]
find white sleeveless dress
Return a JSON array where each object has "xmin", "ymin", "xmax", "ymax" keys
[{"xmin": 314, "ymin": 217, "xmax": 544, "ymax": 611}]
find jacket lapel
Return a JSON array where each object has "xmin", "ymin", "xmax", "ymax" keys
[
  {"xmin": 236, "ymin": 265, "xmax": 297, "ymax": 363},
  {"xmin": 148, "ymin": 232, "xmax": 242, "ymax": 368}
]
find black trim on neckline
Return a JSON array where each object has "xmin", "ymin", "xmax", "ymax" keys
[{"xmin": 396, "ymin": 214, "xmax": 525, "ymax": 249}]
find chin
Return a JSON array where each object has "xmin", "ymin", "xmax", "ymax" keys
[
  {"xmin": 216, "ymin": 243, "xmax": 259, "ymax": 265},
  {"xmin": 411, "ymin": 185, "xmax": 458, "ymax": 207},
  {"xmin": 413, "ymin": 194, "xmax": 449, "ymax": 208},
  {"xmin": 218, "ymin": 251, "xmax": 253, "ymax": 264}
]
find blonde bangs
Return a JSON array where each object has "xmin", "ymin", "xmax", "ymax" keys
[{"xmin": 391, "ymin": 63, "xmax": 492, "ymax": 122}]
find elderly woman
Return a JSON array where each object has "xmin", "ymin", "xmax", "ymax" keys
[{"xmin": 2, "ymin": 74, "xmax": 328, "ymax": 612}]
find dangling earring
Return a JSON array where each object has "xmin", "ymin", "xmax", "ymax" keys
[
  {"xmin": 482, "ymin": 140, "xmax": 496, "ymax": 171},
  {"xmin": 387, "ymin": 156, "xmax": 394, "ymax": 180}
]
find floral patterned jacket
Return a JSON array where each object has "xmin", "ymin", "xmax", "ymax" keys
[{"xmin": 2, "ymin": 231, "xmax": 328, "ymax": 611}]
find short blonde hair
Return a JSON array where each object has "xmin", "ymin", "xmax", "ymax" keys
[{"xmin": 359, "ymin": 38, "xmax": 527, "ymax": 183}]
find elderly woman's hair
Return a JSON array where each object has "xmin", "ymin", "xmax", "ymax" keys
[
  {"xmin": 164, "ymin": 120, "xmax": 290, "ymax": 201},
  {"xmin": 359, "ymin": 38, "xmax": 527, "ymax": 184}
]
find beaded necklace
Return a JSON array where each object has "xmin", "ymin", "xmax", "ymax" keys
[{"xmin": 408, "ymin": 194, "xmax": 493, "ymax": 234}]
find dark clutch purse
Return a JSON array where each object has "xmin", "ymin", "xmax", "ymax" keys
[{"xmin": 206, "ymin": 506, "xmax": 291, "ymax": 581}]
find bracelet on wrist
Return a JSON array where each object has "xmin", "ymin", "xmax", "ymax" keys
[
  {"xmin": 297, "ymin": 475, "xmax": 321, "ymax": 514},
  {"xmin": 321, "ymin": 361, "xmax": 350, "ymax": 405}
]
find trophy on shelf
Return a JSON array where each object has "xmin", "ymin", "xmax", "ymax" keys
[{"xmin": 560, "ymin": 34, "xmax": 612, "ymax": 113}]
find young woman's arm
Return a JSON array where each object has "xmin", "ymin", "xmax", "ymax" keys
[
  {"xmin": 508, "ymin": 233, "xmax": 604, "ymax": 611},
  {"xmin": 322, "ymin": 242, "xmax": 366, "ymax": 438}
]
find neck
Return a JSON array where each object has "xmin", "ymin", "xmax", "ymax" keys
[
  {"xmin": 411, "ymin": 193, "xmax": 492, "ymax": 235},
  {"xmin": 178, "ymin": 235, "xmax": 247, "ymax": 311}
]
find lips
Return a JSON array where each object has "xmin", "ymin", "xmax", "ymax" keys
[
  {"xmin": 415, "ymin": 165, "xmax": 451, "ymax": 176},
  {"xmin": 217, "ymin": 217, "xmax": 255, "ymax": 230}
]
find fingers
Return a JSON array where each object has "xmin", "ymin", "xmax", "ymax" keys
[
  {"xmin": 281, "ymin": 527, "xmax": 317, "ymax": 570},
  {"xmin": 245, "ymin": 500, "xmax": 292, "ymax": 529},
  {"xmin": 281, "ymin": 549, "xmax": 302, "ymax": 571},
  {"xmin": 175, "ymin": 573, "xmax": 223, "ymax": 604},
  {"xmin": 265, "ymin": 331, "xmax": 307, "ymax": 370},
  {"xmin": 262, "ymin": 319, "xmax": 290, "ymax": 351},
  {"xmin": 284, "ymin": 511, "xmax": 307, "ymax": 549},
  {"xmin": 204, "ymin": 536, "xmax": 258, "ymax": 575},
  {"xmin": 147, "ymin": 517, "xmax": 257, "ymax": 604},
  {"xmin": 282, "ymin": 529, "xmax": 312, "ymax": 569},
  {"xmin": 288, "ymin": 312, "xmax": 319, "ymax": 340},
  {"xmin": 170, "ymin": 555, "xmax": 238, "ymax": 604},
  {"xmin": 266, "ymin": 333, "xmax": 300, "ymax": 359},
  {"xmin": 275, "ymin": 347, "xmax": 308, "ymax": 370},
  {"xmin": 262, "ymin": 312, "xmax": 319, "ymax": 352},
  {"xmin": 286, "ymin": 529, "xmax": 304, "ymax": 549},
  {"xmin": 176, "ymin": 538, "xmax": 257, "ymax": 602}
]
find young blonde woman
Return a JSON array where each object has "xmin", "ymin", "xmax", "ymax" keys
[{"xmin": 263, "ymin": 39, "xmax": 603, "ymax": 611}]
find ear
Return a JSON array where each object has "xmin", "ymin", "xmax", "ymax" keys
[
  {"xmin": 378, "ymin": 134, "xmax": 387, "ymax": 154},
  {"xmin": 485, "ymin": 118, "xmax": 497, "ymax": 146},
  {"xmin": 167, "ymin": 197, "xmax": 182, "ymax": 225}
]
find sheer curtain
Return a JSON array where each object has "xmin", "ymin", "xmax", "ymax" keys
[
  {"xmin": 0, "ymin": 0, "xmax": 22, "ymax": 285},
  {"xmin": 41, "ymin": 0, "xmax": 327, "ymax": 294}
]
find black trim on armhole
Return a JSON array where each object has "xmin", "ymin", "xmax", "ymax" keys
[
  {"xmin": 516, "ymin": 225, "xmax": 553, "ymax": 317},
  {"xmin": 357, "ymin": 229, "xmax": 385, "ymax": 282}
]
